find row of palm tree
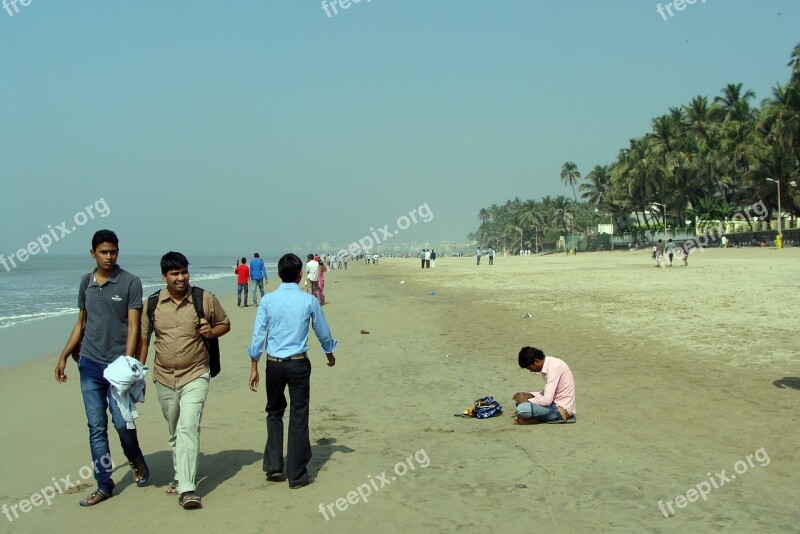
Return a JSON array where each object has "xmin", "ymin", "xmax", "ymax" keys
[
  {"xmin": 469, "ymin": 196, "xmax": 601, "ymax": 253},
  {"xmin": 472, "ymin": 43, "xmax": 800, "ymax": 249}
]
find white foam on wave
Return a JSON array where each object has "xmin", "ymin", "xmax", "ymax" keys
[{"xmin": 0, "ymin": 307, "xmax": 79, "ymax": 329}]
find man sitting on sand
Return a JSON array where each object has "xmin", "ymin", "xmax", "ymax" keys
[{"xmin": 512, "ymin": 346, "xmax": 576, "ymax": 424}]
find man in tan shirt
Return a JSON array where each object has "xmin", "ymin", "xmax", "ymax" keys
[{"xmin": 139, "ymin": 252, "xmax": 231, "ymax": 510}]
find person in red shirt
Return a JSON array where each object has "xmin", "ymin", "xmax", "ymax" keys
[{"xmin": 235, "ymin": 257, "xmax": 250, "ymax": 307}]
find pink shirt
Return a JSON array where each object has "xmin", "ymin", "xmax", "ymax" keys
[{"xmin": 530, "ymin": 356, "xmax": 576, "ymax": 415}]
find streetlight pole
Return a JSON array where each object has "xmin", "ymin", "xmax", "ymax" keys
[{"xmin": 765, "ymin": 178, "xmax": 798, "ymax": 237}]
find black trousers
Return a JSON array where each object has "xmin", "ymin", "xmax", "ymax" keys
[{"xmin": 263, "ymin": 357, "xmax": 312, "ymax": 485}]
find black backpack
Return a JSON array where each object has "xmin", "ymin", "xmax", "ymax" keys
[{"xmin": 146, "ymin": 286, "xmax": 221, "ymax": 377}]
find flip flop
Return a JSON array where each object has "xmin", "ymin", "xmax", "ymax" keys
[
  {"xmin": 178, "ymin": 492, "xmax": 203, "ymax": 510},
  {"xmin": 79, "ymin": 489, "xmax": 113, "ymax": 507},
  {"xmin": 165, "ymin": 480, "xmax": 179, "ymax": 495}
]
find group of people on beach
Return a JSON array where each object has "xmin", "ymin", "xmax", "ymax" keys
[
  {"xmin": 652, "ymin": 239, "xmax": 690, "ymax": 267},
  {"xmin": 304, "ymin": 253, "xmax": 328, "ymax": 304},
  {"xmin": 234, "ymin": 253, "xmax": 269, "ymax": 307},
  {"xmin": 54, "ymin": 230, "xmax": 337, "ymax": 510},
  {"xmin": 475, "ymin": 247, "xmax": 494, "ymax": 265},
  {"xmin": 419, "ymin": 249, "xmax": 436, "ymax": 268},
  {"xmin": 51, "ymin": 230, "xmax": 575, "ymax": 514}
]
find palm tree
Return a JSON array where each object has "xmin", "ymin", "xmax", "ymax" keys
[
  {"xmin": 580, "ymin": 165, "xmax": 610, "ymax": 208},
  {"xmin": 714, "ymin": 83, "xmax": 756, "ymax": 122},
  {"xmin": 560, "ymin": 161, "xmax": 581, "ymax": 203}
]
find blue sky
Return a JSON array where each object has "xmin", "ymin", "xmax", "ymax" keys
[{"xmin": 1, "ymin": 0, "xmax": 798, "ymax": 257}]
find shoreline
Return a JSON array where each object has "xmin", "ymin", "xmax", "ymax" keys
[{"xmin": 0, "ymin": 275, "xmax": 241, "ymax": 370}]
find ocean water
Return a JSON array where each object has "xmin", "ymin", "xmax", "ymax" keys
[{"xmin": 0, "ymin": 254, "xmax": 277, "ymax": 330}]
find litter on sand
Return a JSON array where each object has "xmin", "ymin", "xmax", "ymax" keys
[{"xmin": 522, "ymin": 312, "xmax": 532, "ymax": 318}]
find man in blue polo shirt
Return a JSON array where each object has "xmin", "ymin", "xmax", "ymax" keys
[
  {"xmin": 250, "ymin": 253, "xmax": 268, "ymax": 306},
  {"xmin": 55, "ymin": 229, "xmax": 149, "ymax": 506},
  {"xmin": 248, "ymin": 253, "xmax": 337, "ymax": 489}
]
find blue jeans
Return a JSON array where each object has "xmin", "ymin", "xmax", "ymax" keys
[
  {"xmin": 78, "ymin": 357, "xmax": 145, "ymax": 494},
  {"xmin": 252, "ymin": 278, "xmax": 265, "ymax": 305},
  {"xmin": 515, "ymin": 401, "xmax": 562, "ymax": 422},
  {"xmin": 237, "ymin": 283, "xmax": 249, "ymax": 305}
]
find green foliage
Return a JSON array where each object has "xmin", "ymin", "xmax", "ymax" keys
[{"xmin": 472, "ymin": 43, "xmax": 800, "ymax": 245}]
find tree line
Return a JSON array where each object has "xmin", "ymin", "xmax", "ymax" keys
[{"xmin": 471, "ymin": 43, "xmax": 800, "ymax": 252}]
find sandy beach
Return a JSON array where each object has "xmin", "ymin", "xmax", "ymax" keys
[{"xmin": 1, "ymin": 248, "xmax": 799, "ymax": 533}]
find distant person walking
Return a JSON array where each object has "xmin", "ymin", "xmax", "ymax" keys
[
  {"xmin": 476, "ymin": 248, "xmax": 482, "ymax": 265},
  {"xmin": 54, "ymin": 229, "xmax": 149, "ymax": 507},
  {"xmin": 316, "ymin": 255, "xmax": 327, "ymax": 305},
  {"xmin": 666, "ymin": 239, "xmax": 675, "ymax": 267},
  {"xmin": 235, "ymin": 257, "xmax": 250, "ymax": 307},
  {"xmin": 430, "ymin": 249, "xmax": 437, "ymax": 268},
  {"xmin": 424, "ymin": 249, "xmax": 431, "ymax": 268},
  {"xmin": 305, "ymin": 254, "xmax": 320, "ymax": 301},
  {"xmin": 656, "ymin": 239, "xmax": 665, "ymax": 268},
  {"xmin": 681, "ymin": 241, "xmax": 690, "ymax": 266},
  {"xmin": 250, "ymin": 253, "xmax": 268, "ymax": 305},
  {"xmin": 420, "ymin": 249, "xmax": 425, "ymax": 269},
  {"xmin": 248, "ymin": 253, "xmax": 338, "ymax": 489},
  {"xmin": 488, "ymin": 247, "xmax": 495, "ymax": 265}
]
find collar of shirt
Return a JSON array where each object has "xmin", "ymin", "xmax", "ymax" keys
[{"xmin": 92, "ymin": 265, "xmax": 123, "ymax": 286}]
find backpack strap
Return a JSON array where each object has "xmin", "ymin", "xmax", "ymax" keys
[
  {"xmin": 191, "ymin": 286, "xmax": 221, "ymax": 378},
  {"xmin": 145, "ymin": 289, "xmax": 161, "ymax": 344},
  {"xmin": 80, "ymin": 273, "xmax": 91, "ymax": 300},
  {"xmin": 191, "ymin": 286, "xmax": 205, "ymax": 321},
  {"xmin": 71, "ymin": 274, "xmax": 93, "ymax": 362}
]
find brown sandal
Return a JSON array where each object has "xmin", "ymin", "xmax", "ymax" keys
[
  {"xmin": 79, "ymin": 489, "xmax": 113, "ymax": 507},
  {"xmin": 179, "ymin": 492, "xmax": 203, "ymax": 510}
]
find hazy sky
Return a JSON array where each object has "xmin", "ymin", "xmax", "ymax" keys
[{"xmin": 1, "ymin": 1, "xmax": 798, "ymax": 258}]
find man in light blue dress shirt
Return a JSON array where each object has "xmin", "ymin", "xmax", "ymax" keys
[{"xmin": 248, "ymin": 253, "xmax": 337, "ymax": 488}]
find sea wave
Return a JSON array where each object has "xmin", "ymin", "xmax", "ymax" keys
[
  {"xmin": 0, "ymin": 307, "xmax": 80, "ymax": 329},
  {"xmin": 0, "ymin": 273, "xmax": 237, "ymax": 329}
]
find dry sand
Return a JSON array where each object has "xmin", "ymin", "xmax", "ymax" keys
[{"xmin": 1, "ymin": 248, "xmax": 799, "ymax": 533}]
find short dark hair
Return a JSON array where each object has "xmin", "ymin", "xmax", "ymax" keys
[
  {"xmin": 307, "ymin": 254, "xmax": 314, "ymax": 260},
  {"xmin": 241, "ymin": 257, "xmax": 247, "ymax": 263},
  {"xmin": 518, "ymin": 346, "xmax": 546, "ymax": 368},
  {"xmin": 92, "ymin": 230, "xmax": 119, "ymax": 250},
  {"xmin": 254, "ymin": 253, "xmax": 260, "ymax": 258},
  {"xmin": 278, "ymin": 253, "xmax": 303, "ymax": 283},
  {"xmin": 160, "ymin": 251, "xmax": 189, "ymax": 274}
]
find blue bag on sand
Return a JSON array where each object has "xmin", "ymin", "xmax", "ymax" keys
[{"xmin": 463, "ymin": 396, "xmax": 503, "ymax": 419}]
